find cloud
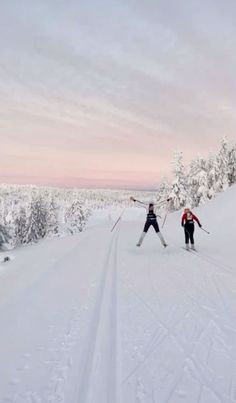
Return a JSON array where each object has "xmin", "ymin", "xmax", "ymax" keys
[{"xmin": 0, "ymin": 0, "xmax": 236, "ymax": 188}]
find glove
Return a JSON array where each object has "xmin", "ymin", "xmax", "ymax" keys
[
  {"xmin": 130, "ymin": 197, "xmax": 136, "ymax": 202},
  {"xmin": 181, "ymin": 223, "xmax": 184, "ymax": 227},
  {"xmin": 199, "ymin": 223, "xmax": 202, "ymax": 228}
]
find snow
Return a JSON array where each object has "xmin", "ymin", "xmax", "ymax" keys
[{"xmin": 0, "ymin": 186, "xmax": 236, "ymax": 403}]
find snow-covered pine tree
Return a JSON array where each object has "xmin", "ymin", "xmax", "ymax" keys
[
  {"xmin": 14, "ymin": 205, "xmax": 30, "ymax": 245},
  {"xmin": 206, "ymin": 153, "xmax": 219, "ymax": 199},
  {"xmin": 215, "ymin": 137, "xmax": 230, "ymax": 192},
  {"xmin": 169, "ymin": 151, "xmax": 190, "ymax": 210},
  {"xmin": 188, "ymin": 155, "xmax": 208, "ymax": 206},
  {"xmin": 27, "ymin": 194, "xmax": 49, "ymax": 242},
  {"xmin": 228, "ymin": 141, "xmax": 236, "ymax": 185},
  {"xmin": 47, "ymin": 196, "xmax": 60, "ymax": 236},
  {"xmin": 156, "ymin": 178, "xmax": 171, "ymax": 208},
  {"xmin": 64, "ymin": 200, "xmax": 86, "ymax": 234}
]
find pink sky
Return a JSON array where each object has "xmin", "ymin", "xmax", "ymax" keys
[{"xmin": 0, "ymin": 0, "xmax": 236, "ymax": 189}]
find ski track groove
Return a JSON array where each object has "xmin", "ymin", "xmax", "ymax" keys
[
  {"xmin": 186, "ymin": 357, "xmax": 228, "ymax": 403},
  {"xmin": 121, "ymin": 241, "xmax": 235, "ymax": 403},
  {"xmin": 122, "ymin": 281, "xmax": 197, "ymax": 387},
  {"xmin": 76, "ymin": 227, "xmax": 120, "ymax": 403},
  {"xmin": 171, "ymin": 252, "xmax": 235, "ymax": 331},
  {"xmin": 165, "ymin": 251, "xmax": 235, "ymax": 403}
]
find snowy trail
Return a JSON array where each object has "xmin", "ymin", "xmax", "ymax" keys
[
  {"xmin": 0, "ymin": 193, "xmax": 236, "ymax": 403},
  {"xmin": 118, "ymin": 219, "xmax": 236, "ymax": 403},
  {"xmin": 75, "ymin": 227, "xmax": 120, "ymax": 403}
]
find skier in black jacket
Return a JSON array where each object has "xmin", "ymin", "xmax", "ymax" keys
[{"xmin": 131, "ymin": 197, "xmax": 169, "ymax": 247}]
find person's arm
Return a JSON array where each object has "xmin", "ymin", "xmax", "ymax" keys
[
  {"xmin": 130, "ymin": 197, "xmax": 148, "ymax": 206},
  {"xmin": 192, "ymin": 214, "xmax": 202, "ymax": 227},
  {"xmin": 181, "ymin": 213, "xmax": 186, "ymax": 226},
  {"xmin": 153, "ymin": 197, "xmax": 172, "ymax": 207}
]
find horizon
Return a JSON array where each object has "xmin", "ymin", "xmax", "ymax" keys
[
  {"xmin": 0, "ymin": 178, "xmax": 157, "ymax": 193},
  {"xmin": 1, "ymin": 0, "xmax": 236, "ymax": 189}
]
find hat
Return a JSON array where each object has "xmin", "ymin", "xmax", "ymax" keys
[{"xmin": 184, "ymin": 204, "xmax": 191, "ymax": 211}]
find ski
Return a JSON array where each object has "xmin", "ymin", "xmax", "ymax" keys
[
  {"xmin": 182, "ymin": 247, "xmax": 191, "ymax": 252},
  {"xmin": 181, "ymin": 247, "xmax": 198, "ymax": 253}
]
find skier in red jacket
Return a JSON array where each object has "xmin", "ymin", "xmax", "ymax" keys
[{"xmin": 181, "ymin": 207, "xmax": 202, "ymax": 250}]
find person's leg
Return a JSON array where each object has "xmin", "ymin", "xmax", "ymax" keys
[
  {"xmin": 136, "ymin": 220, "xmax": 150, "ymax": 246},
  {"xmin": 189, "ymin": 225, "xmax": 195, "ymax": 249},
  {"xmin": 184, "ymin": 227, "xmax": 190, "ymax": 249},
  {"xmin": 152, "ymin": 221, "xmax": 167, "ymax": 247},
  {"xmin": 152, "ymin": 220, "xmax": 160, "ymax": 233},
  {"xmin": 136, "ymin": 232, "xmax": 146, "ymax": 246}
]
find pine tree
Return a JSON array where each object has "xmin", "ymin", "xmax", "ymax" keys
[
  {"xmin": 14, "ymin": 206, "xmax": 29, "ymax": 245},
  {"xmin": 27, "ymin": 195, "xmax": 49, "ymax": 242},
  {"xmin": 47, "ymin": 196, "xmax": 60, "ymax": 236},
  {"xmin": 228, "ymin": 142, "xmax": 236, "ymax": 185},
  {"xmin": 215, "ymin": 137, "xmax": 230, "ymax": 192},
  {"xmin": 188, "ymin": 155, "xmax": 208, "ymax": 206},
  {"xmin": 65, "ymin": 200, "xmax": 86, "ymax": 234},
  {"xmin": 169, "ymin": 152, "xmax": 189, "ymax": 210},
  {"xmin": 156, "ymin": 178, "xmax": 171, "ymax": 208},
  {"xmin": 206, "ymin": 154, "xmax": 219, "ymax": 199}
]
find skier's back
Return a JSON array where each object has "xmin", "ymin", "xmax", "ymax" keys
[
  {"xmin": 131, "ymin": 197, "xmax": 168, "ymax": 247},
  {"xmin": 181, "ymin": 207, "xmax": 202, "ymax": 250}
]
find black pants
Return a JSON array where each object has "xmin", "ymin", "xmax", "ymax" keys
[
  {"xmin": 184, "ymin": 223, "xmax": 194, "ymax": 244},
  {"xmin": 143, "ymin": 219, "xmax": 160, "ymax": 233}
]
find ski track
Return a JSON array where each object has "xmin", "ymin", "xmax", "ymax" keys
[
  {"xmin": 0, "ymin": 214, "xmax": 236, "ymax": 403},
  {"xmin": 119, "ymin": 223, "xmax": 236, "ymax": 403},
  {"xmin": 75, "ymin": 227, "xmax": 120, "ymax": 403}
]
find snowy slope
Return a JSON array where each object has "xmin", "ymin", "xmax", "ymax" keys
[{"xmin": 0, "ymin": 186, "xmax": 236, "ymax": 403}]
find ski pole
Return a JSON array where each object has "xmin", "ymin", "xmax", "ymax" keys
[
  {"xmin": 200, "ymin": 227, "xmax": 210, "ymax": 234},
  {"xmin": 111, "ymin": 208, "xmax": 126, "ymax": 232},
  {"xmin": 130, "ymin": 197, "xmax": 146, "ymax": 205},
  {"xmin": 162, "ymin": 199, "xmax": 171, "ymax": 228},
  {"xmin": 162, "ymin": 213, "xmax": 168, "ymax": 228}
]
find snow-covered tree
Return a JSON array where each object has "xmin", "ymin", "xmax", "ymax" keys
[
  {"xmin": 47, "ymin": 196, "xmax": 60, "ymax": 236},
  {"xmin": 206, "ymin": 153, "xmax": 219, "ymax": 199},
  {"xmin": 14, "ymin": 205, "xmax": 30, "ymax": 245},
  {"xmin": 228, "ymin": 142, "xmax": 236, "ymax": 185},
  {"xmin": 65, "ymin": 200, "xmax": 88, "ymax": 234},
  {"xmin": 156, "ymin": 178, "xmax": 171, "ymax": 208},
  {"xmin": 169, "ymin": 152, "xmax": 190, "ymax": 210},
  {"xmin": 215, "ymin": 137, "xmax": 230, "ymax": 192},
  {"xmin": 188, "ymin": 155, "xmax": 208, "ymax": 206},
  {"xmin": 27, "ymin": 195, "xmax": 49, "ymax": 242}
]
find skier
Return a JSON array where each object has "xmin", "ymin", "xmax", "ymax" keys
[
  {"xmin": 130, "ymin": 197, "xmax": 169, "ymax": 247},
  {"xmin": 181, "ymin": 206, "xmax": 202, "ymax": 250}
]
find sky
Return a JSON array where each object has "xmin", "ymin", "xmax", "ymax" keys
[{"xmin": 0, "ymin": 0, "xmax": 236, "ymax": 189}]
